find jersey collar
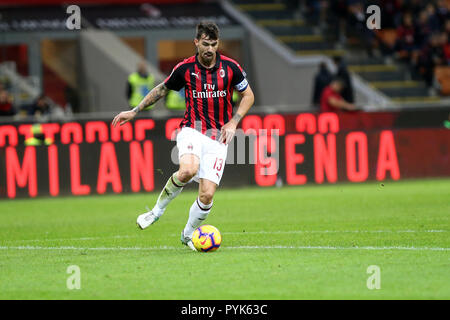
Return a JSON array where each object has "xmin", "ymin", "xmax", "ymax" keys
[{"xmin": 195, "ymin": 52, "xmax": 221, "ymax": 70}]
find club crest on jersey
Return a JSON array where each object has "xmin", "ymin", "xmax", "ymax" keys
[{"xmin": 219, "ymin": 68, "xmax": 225, "ymax": 78}]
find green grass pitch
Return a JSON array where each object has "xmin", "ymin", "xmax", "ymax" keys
[{"xmin": 0, "ymin": 179, "xmax": 449, "ymax": 299}]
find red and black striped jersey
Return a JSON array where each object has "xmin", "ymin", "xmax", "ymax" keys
[{"xmin": 164, "ymin": 52, "xmax": 249, "ymax": 140}]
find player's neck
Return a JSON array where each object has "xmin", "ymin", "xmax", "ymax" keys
[{"xmin": 197, "ymin": 54, "xmax": 216, "ymax": 69}]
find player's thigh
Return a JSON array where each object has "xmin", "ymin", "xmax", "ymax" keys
[
  {"xmin": 176, "ymin": 127, "xmax": 202, "ymax": 180},
  {"xmin": 178, "ymin": 153, "xmax": 200, "ymax": 181},
  {"xmin": 176, "ymin": 127, "xmax": 202, "ymax": 160},
  {"xmin": 197, "ymin": 142, "xmax": 227, "ymax": 186}
]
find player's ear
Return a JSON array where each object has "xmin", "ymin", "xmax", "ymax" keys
[{"xmin": 194, "ymin": 38, "xmax": 199, "ymax": 48}]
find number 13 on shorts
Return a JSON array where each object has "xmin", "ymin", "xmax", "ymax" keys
[
  {"xmin": 213, "ymin": 157, "xmax": 224, "ymax": 171},
  {"xmin": 211, "ymin": 157, "xmax": 225, "ymax": 183}
]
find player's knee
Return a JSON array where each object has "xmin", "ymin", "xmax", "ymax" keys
[
  {"xmin": 177, "ymin": 168, "xmax": 197, "ymax": 183},
  {"xmin": 199, "ymin": 192, "xmax": 214, "ymax": 205}
]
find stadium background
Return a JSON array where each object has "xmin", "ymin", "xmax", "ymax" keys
[
  {"xmin": 0, "ymin": 0, "xmax": 449, "ymax": 302},
  {"xmin": 0, "ymin": 0, "xmax": 449, "ymax": 198}
]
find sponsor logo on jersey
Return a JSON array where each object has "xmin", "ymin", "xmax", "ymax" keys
[{"xmin": 192, "ymin": 83, "xmax": 227, "ymax": 98}]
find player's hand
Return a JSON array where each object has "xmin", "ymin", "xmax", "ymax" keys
[
  {"xmin": 111, "ymin": 110, "xmax": 137, "ymax": 127},
  {"xmin": 346, "ymin": 104, "xmax": 361, "ymax": 111},
  {"xmin": 219, "ymin": 121, "xmax": 237, "ymax": 145}
]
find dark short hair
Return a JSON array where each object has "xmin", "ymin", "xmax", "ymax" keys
[
  {"xmin": 332, "ymin": 77, "xmax": 346, "ymax": 88},
  {"xmin": 333, "ymin": 56, "xmax": 342, "ymax": 65},
  {"xmin": 196, "ymin": 21, "xmax": 219, "ymax": 40}
]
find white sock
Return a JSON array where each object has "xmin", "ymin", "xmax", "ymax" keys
[
  {"xmin": 152, "ymin": 172, "xmax": 186, "ymax": 217},
  {"xmin": 183, "ymin": 197, "xmax": 213, "ymax": 239}
]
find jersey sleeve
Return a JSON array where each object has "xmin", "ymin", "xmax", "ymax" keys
[
  {"xmin": 164, "ymin": 63, "xmax": 185, "ymax": 91},
  {"xmin": 230, "ymin": 62, "xmax": 249, "ymax": 92}
]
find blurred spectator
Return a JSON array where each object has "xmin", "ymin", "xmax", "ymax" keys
[
  {"xmin": 320, "ymin": 78, "xmax": 358, "ymax": 113},
  {"xmin": 165, "ymin": 89, "xmax": 186, "ymax": 110},
  {"xmin": 304, "ymin": 0, "xmax": 450, "ymax": 95},
  {"xmin": 436, "ymin": 0, "xmax": 449, "ymax": 26},
  {"xmin": 65, "ymin": 86, "xmax": 80, "ymax": 113},
  {"xmin": 414, "ymin": 10, "xmax": 433, "ymax": 49},
  {"xmin": 329, "ymin": 0, "xmax": 349, "ymax": 43},
  {"xmin": 303, "ymin": 0, "xmax": 329, "ymax": 27},
  {"xmin": 0, "ymin": 89, "xmax": 15, "ymax": 116},
  {"xmin": 404, "ymin": 0, "xmax": 424, "ymax": 19},
  {"xmin": 22, "ymin": 94, "xmax": 52, "ymax": 119},
  {"xmin": 127, "ymin": 61, "xmax": 155, "ymax": 110},
  {"xmin": 380, "ymin": 0, "xmax": 405, "ymax": 28},
  {"xmin": 425, "ymin": 3, "xmax": 441, "ymax": 32},
  {"xmin": 312, "ymin": 61, "xmax": 332, "ymax": 108},
  {"xmin": 416, "ymin": 33, "xmax": 446, "ymax": 88},
  {"xmin": 333, "ymin": 56, "xmax": 354, "ymax": 103},
  {"xmin": 444, "ymin": 19, "xmax": 450, "ymax": 37},
  {"xmin": 347, "ymin": 0, "xmax": 377, "ymax": 56},
  {"xmin": 442, "ymin": 32, "xmax": 450, "ymax": 64},
  {"xmin": 394, "ymin": 12, "xmax": 417, "ymax": 62},
  {"xmin": 0, "ymin": 76, "xmax": 12, "ymax": 92}
]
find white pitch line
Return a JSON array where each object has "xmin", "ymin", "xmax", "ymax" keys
[
  {"xmin": 0, "ymin": 245, "xmax": 448, "ymax": 251},
  {"xmin": 3, "ymin": 235, "xmax": 134, "ymax": 243},
  {"xmin": 224, "ymin": 230, "xmax": 448, "ymax": 235},
  {"xmin": 228, "ymin": 246, "xmax": 450, "ymax": 251},
  {"xmin": 0, "ymin": 245, "xmax": 179, "ymax": 251},
  {"xmin": 2, "ymin": 230, "xmax": 447, "ymax": 244}
]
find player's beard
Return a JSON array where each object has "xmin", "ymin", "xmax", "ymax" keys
[{"xmin": 200, "ymin": 51, "xmax": 215, "ymax": 66}]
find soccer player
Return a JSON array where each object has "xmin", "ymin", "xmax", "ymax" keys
[{"xmin": 112, "ymin": 21, "xmax": 255, "ymax": 251}]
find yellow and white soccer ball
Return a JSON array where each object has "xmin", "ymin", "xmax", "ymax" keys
[{"xmin": 192, "ymin": 225, "xmax": 222, "ymax": 252}]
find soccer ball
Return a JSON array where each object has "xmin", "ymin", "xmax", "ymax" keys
[{"xmin": 192, "ymin": 225, "xmax": 222, "ymax": 252}]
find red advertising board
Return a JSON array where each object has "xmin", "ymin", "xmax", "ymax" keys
[{"xmin": 0, "ymin": 113, "xmax": 449, "ymax": 198}]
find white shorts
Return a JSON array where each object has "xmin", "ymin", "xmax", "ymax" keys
[{"xmin": 176, "ymin": 127, "xmax": 228, "ymax": 185}]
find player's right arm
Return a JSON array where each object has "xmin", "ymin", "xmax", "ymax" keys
[
  {"xmin": 328, "ymin": 96, "xmax": 357, "ymax": 111},
  {"xmin": 112, "ymin": 82, "xmax": 169, "ymax": 127}
]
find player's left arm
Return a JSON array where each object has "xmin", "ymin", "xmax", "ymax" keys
[{"xmin": 220, "ymin": 85, "xmax": 254, "ymax": 144}]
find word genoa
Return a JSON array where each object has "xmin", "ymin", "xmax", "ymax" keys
[{"xmin": 0, "ymin": 115, "xmax": 402, "ymax": 198}]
